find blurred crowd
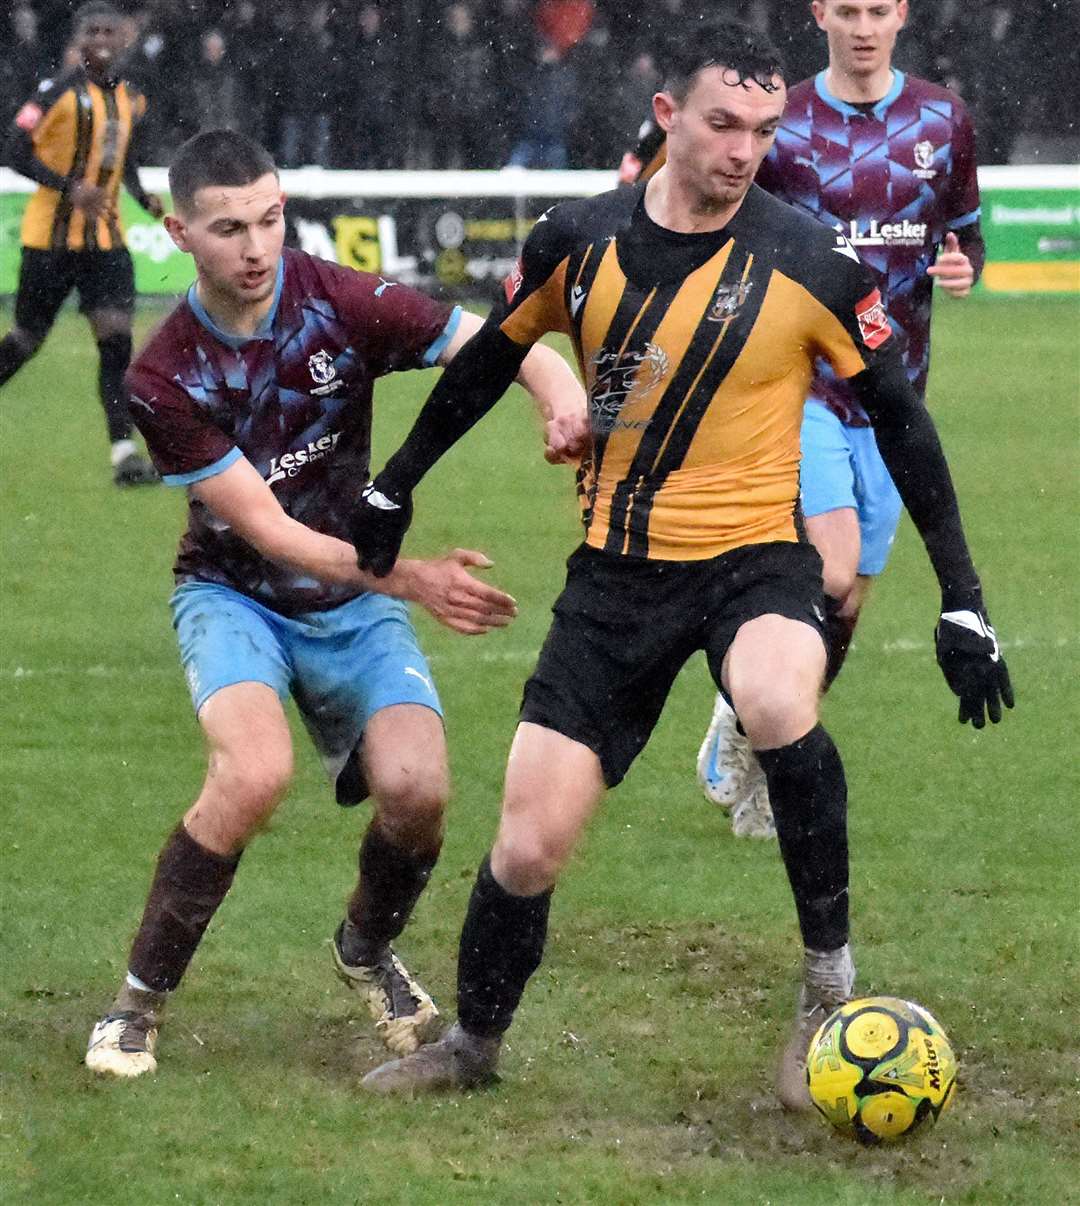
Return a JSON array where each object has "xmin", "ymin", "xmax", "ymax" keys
[{"xmin": 3, "ymin": 0, "xmax": 1077, "ymax": 171}]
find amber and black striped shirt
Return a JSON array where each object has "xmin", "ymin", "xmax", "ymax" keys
[{"xmin": 12, "ymin": 67, "xmax": 149, "ymax": 252}]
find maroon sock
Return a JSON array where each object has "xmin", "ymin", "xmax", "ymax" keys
[
  {"xmin": 823, "ymin": 597, "xmax": 860, "ymax": 689},
  {"xmin": 127, "ymin": 823, "xmax": 242, "ymax": 992},
  {"xmin": 342, "ymin": 823, "xmax": 441, "ymax": 964}
]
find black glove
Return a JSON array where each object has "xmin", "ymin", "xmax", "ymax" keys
[
  {"xmin": 935, "ymin": 606, "xmax": 1014, "ymax": 728},
  {"xmin": 351, "ymin": 477, "xmax": 413, "ymax": 577}
]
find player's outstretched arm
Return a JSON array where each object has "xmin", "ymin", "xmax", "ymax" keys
[
  {"xmin": 192, "ymin": 458, "xmax": 516, "ymax": 635},
  {"xmin": 849, "ymin": 354, "xmax": 1014, "ymax": 728},
  {"xmin": 353, "ymin": 320, "xmax": 531, "ymax": 576},
  {"xmin": 439, "ymin": 310, "xmax": 589, "ymax": 464}
]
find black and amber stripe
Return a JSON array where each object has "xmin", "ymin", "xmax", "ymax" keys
[
  {"xmin": 49, "ymin": 80, "xmax": 94, "ymax": 251},
  {"xmin": 576, "ymin": 259, "xmax": 687, "ymax": 532},
  {"xmin": 621, "ymin": 253, "xmax": 771, "ymax": 559},
  {"xmin": 605, "ymin": 245, "xmax": 769, "ymax": 556}
]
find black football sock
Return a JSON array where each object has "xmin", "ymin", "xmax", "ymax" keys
[
  {"xmin": 457, "ymin": 855, "xmax": 552, "ymax": 1039},
  {"xmin": 0, "ymin": 333, "xmax": 35, "ymax": 387},
  {"xmin": 127, "ymin": 823, "xmax": 243, "ymax": 993},
  {"xmin": 757, "ymin": 725, "xmax": 849, "ymax": 952},
  {"xmin": 97, "ymin": 332, "xmax": 134, "ymax": 443},
  {"xmin": 341, "ymin": 823, "xmax": 441, "ymax": 964},
  {"xmin": 823, "ymin": 595, "xmax": 860, "ymax": 690}
]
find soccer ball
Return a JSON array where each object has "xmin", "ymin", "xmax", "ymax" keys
[{"xmin": 806, "ymin": 996, "xmax": 957, "ymax": 1145}]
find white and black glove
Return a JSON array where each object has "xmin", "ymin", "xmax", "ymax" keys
[
  {"xmin": 935, "ymin": 606, "xmax": 1014, "ymax": 729},
  {"xmin": 351, "ymin": 476, "xmax": 413, "ymax": 578}
]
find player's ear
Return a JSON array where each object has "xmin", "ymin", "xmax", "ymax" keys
[
  {"xmin": 653, "ymin": 91, "xmax": 677, "ymax": 134},
  {"xmin": 164, "ymin": 213, "xmax": 188, "ymax": 251},
  {"xmin": 810, "ymin": 1, "xmax": 827, "ymax": 32},
  {"xmin": 896, "ymin": 0, "xmax": 909, "ymax": 28}
]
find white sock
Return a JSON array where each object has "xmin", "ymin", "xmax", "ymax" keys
[
  {"xmin": 110, "ymin": 439, "xmax": 137, "ymax": 467},
  {"xmin": 804, "ymin": 943, "xmax": 855, "ymax": 1002}
]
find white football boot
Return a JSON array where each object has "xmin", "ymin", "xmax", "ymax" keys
[
  {"xmin": 696, "ymin": 692, "xmax": 775, "ymax": 837},
  {"xmin": 85, "ymin": 1010, "xmax": 160, "ymax": 1077},
  {"xmin": 332, "ymin": 924, "xmax": 441, "ymax": 1056}
]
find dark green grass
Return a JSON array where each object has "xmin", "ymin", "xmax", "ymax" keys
[{"xmin": 1, "ymin": 296, "xmax": 1078, "ymax": 1204}]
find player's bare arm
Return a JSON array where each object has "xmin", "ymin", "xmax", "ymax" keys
[
  {"xmin": 446, "ymin": 310, "xmax": 588, "ymax": 463},
  {"xmin": 193, "ymin": 457, "xmax": 516, "ymax": 635}
]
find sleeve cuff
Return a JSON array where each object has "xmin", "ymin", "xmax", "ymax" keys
[
  {"xmin": 947, "ymin": 208, "xmax": 981, "ymax": 230},
  {"xmin": 161, "ymin": 445, "xmax": 243, "ymax": 487},
  {"xmin": 421, "ymin": 305, "xmax": 463, "ymax": 366}
]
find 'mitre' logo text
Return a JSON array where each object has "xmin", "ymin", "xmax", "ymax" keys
[{"xmin": 266, "ymin": 431, "xmax": 342, "ymax": 485}]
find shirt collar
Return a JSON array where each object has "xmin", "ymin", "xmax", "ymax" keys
[
  {"xmin": 187, "ymin": 256, "xmax": 285, "ymax": 350},
  {"xmin": 814, "ymin": 69, "xmax": 906, "ymax": 120}
]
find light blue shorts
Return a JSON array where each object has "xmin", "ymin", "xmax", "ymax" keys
[
  {"xmin": 170, "ymin": 581, "xmax": 442, "ymax": 781},
  {"xmin": 800, "ymin": 399, "xmax": 904, "ymax": 577}
]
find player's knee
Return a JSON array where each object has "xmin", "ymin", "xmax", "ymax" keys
[
  {"xmin": 736, "ymin": 684, "xmax": 820, "ymax": 752},
  {"xmin": 372, "ymin": 768, "xmax": 448, "ymax": 845},
  {"xmin": 492, "ymin": 828, "xmax": 569, "ymax": 895},
  {"xmin": 217, "ymin": 744, "xmax": 294, "ymax": 815}
]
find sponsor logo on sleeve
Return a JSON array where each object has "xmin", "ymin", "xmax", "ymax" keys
[
  {"xmin": 854, "ymin": 289, "xmax": 892, "ymax": 349},
  {"xmin": 503, "ymin": 257, "xmax": 524, "ymax": 303},
  {"xmin": 15, "ymin": 102, "xmax": 43, "ymax": 132}
]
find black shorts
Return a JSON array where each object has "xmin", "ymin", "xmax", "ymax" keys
[
  {"xmin": 521, "ymin": 541, "xmax": 826, "ymax": 788},
  {"xmin": 14, "ymin": 247, "xmax": 136, "ymax": 338}
]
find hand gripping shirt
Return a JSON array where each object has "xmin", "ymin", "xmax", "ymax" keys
[{"xmin": 127, "ymin": 248, "xmax": 458, "ymax": 614}]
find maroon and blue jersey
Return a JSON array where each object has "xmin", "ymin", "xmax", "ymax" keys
[
  {"xmin": 757, "ymin": 71, "xmax": 982, "ymax": 424},
  {"xmin": 128, "ymin": 247, "xmax": 458, "ymax": 615}
]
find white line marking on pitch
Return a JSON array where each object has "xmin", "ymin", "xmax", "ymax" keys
[{"xmin": 0, "ymin": 635, "xmax": 1068, "ymax": 680}]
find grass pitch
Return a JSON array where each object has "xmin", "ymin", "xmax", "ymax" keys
[{"xmin": 1, "ymin": 295, "xmax": 1078, "ymax": 1204}]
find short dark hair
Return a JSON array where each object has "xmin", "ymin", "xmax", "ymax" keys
[
  {"xmin": 169, "ymin": 130, "xmax": 278, "ymax": 214},
  {"xmin": 662, "ymin": 20, "xmax": 786, "ymax": 101}
]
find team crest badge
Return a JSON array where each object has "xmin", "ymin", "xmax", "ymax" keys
[
  {"xmin": 914, "ymin": 140, "xmax": 937, "ymax": 178},
  {"xmin": 707, "ymin": 280, "xmax": 753, "ymax": 322},
  {"xmin": 308, "ymin": 349, "xmax": 337, "ymax": 385}
]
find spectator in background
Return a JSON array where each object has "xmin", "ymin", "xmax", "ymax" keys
[
  {"xmin": 425, "ymin": 3, "xmax": 496, "ymax": 168},
  {"xmin": 2, "ymin": 6, "xmax": 54, "ymax": 145},
  {"xmin": 533, "ymin": 0, "xmax": 595, "ymax": 55},
  {"xmin": 959, "ymin": 2, "xmax": 1028, "ymax": 164},
  {"xmin": 572, "ymin": 20, "xmax": 653, "ymax": 167},
  {"xmin": 484, "ymin": 0, "xmax": 536, "ymax": 166},
  {"xmin": 122, "ymin": 3, "xmax": 183, "ymax": 162},
  {"xmin": 270, "ymin": 2, "xmax": 336, "ymax": 167},
  {"xmin": 333, "ymin": 4, "xmax": 398, "ymax": 168},
  {"xmin": 506, "ymin": 33, "xmax": 580, "ymax": 168},
  {"xmin": 192, "ymin": 29, "xmax": 241, "ymax": 134},
  {"xmin": 222, "ymin": 0, "xmax": 277, "ymax": 147}
]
